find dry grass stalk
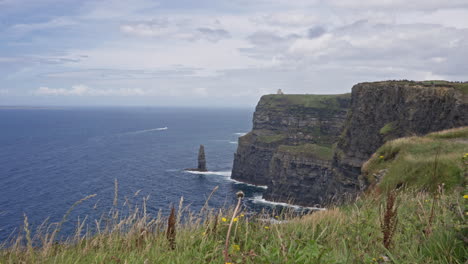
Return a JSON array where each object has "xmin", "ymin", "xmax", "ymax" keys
[
  {"xmin": 380, "ymin": 190, "xmax": 398, "ymax": 249},
  {"xmin": 425, "ymin": 145, "xmax": 441, "ymax": 236},
  {"xmin": 223, "ymin": 191, "xmax": 244, "ymax": 263},
  {"xmin": 166, "ymin": 206, "xmax": 176, "ymax": 250}
]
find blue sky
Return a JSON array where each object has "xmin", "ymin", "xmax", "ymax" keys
[{"xmin": 1, "ymin": 0, "xmax": 468, "ymax": 107}]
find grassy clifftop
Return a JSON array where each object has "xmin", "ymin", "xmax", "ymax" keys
[
  {"xmin": 359, "ymin": 80, "xmax": 468, "ymax": 95},
  {"xmin": 258, "ymin": 94, "xmax": 350, "ymax": 111},
  {"xmin": 362, "ymin": 127, "xmax": 468, "ymax": 192}
]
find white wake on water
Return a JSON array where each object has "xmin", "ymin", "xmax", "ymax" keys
[
  {"xmin": 234, "ymin": 132, "xmax": 247, "ymax": 136},
  {"xmin": 127, "ymin": 127, "xmax": 168, "ymax": 134}
]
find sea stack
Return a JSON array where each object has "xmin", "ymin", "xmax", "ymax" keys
[
  {"xmin": 197, "ymin": 145, "xmax": 207, "ymax": 171},
  {"xmin": 185, "ymin": 145, "xmax": 208, "ymax": 172}
]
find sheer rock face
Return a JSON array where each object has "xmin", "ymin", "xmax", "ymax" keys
[
  {"xmin": 231, "ymin": 94, "xmax": 350, "ymax": 197},
  {"xmin": 330, "ymin": 82, "xmax": 468, "ymax": 201},
  {"xmin": 198, "ymin": 145, "xmax": 207, "ymax": 171},
  {"xmin": 232, "ymin": 81, "xmax": 468, "ymax": 206}
]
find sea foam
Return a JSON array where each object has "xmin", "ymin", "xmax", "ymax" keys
[{"xmin": 250, "ymin": 195, "xmax": 325, "ymax": 211}]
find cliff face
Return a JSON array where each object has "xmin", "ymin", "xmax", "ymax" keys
[
  {"xmin": 331, "ymin": 81, "xmax": 468, "ymax": 198},
  {"xmin": 231, "ymin": 94, "xmax": 350, "ymax": 197},
  {"xmin": 232, "ymin": 81, "xmax": 468, "ymax": 206}
]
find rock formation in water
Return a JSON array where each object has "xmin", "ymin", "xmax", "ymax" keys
[
  {"xmin": 232, "ymin": 81, "xmax": 468, "ymax": 206},
  {"xmin": 185, "ymin": 145, "xmax": 208, "ymax": 172},
  {"xmin": 198, "ymin": 145, "xmax": 207, "ymax": 171}
]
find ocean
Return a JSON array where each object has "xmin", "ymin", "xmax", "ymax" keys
[{"xmin": 0, "ymin": 107, "xmax": 277, "ymax": 242}]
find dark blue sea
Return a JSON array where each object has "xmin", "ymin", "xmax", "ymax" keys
[{"xmin": 0, "ymin": 107, "xmax": 275, "ymax": 242}]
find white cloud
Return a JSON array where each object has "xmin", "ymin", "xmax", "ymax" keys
[
  {"xmin": 34, "ymin": 85, "xmax": 146, "ymax": 96},
  {"xmin": 120, "ymin": 18, "xmax": 231, "ymax": 42}
]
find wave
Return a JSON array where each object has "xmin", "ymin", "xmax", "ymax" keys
[
  {"xmin": 228, "ymin": 178, "xmax": 268, "ymax": 189},
  {"xmin": 229, "ymin": 141, "xmax": 238, "ymax": 144},
  {"xmin": 183, "ymin": 170, "xmax": 268, "ymax": 189},
  {"xmin": 250, "ymin": 195, "xmax": 325, "ymax": 211},
  {"xmin": 234, "ymin": 132, "xmax": 247, "ymax": 136},
  {"xmin": 183, "ymin": 170, "xmax": 232, "ymax": 177},
  {"xmin": 126, "ymin": 127, "xmax": 168, "ymax": 134}
]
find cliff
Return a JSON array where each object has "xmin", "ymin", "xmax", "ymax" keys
[
  {"xmin": 232, "ymin": 81, "xmax": 468, "ymax": 206},
  {"xmin": 231, "ymin": 94, "xmax": 350, "ymax": 205},
  {"xmin": 330, "ymin": 81, "xmax": 468, "ymax": 200}
]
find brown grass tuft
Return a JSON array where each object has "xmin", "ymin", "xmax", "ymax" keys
[{"xmin": 166, "ymin": 206, "xmax": 176, "ymax": 250}]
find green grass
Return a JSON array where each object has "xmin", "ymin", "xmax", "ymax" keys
[
  {"xmin": 259, "ymin": 94, "xmax": 350, "ymax": 111},
  {"xmin": 256, "ymin": 133, "xmax": 287, "ymax": 144},
  {"xmin": 278, "ymin": 144, "xmax": 334, "ymax": 160},
  {"xmin": 426, "ymin": 127, "xmax": 468, "ymax": 140},
  {"xmin": 379, "ymin": 122, "xmax": 395, "ymax": 135},
  {"xmin": 360, "ymin": 80, "xmax": 468, "ymax": 94},
  {"xmin": 362, "ymin": 127, "xmax": 468, "ymax": 192},
  {"xmin": 1, "ymin": 190, "xmax": 466, "ymax": 264}
]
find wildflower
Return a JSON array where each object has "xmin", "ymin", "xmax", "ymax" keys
[
  {"xmin": 240, "ymin": 213, "xmax": 245, "ymax": 217},
  {"xmin": 464, "ymin": 195, "xmax": 468, "ymax": 199},
  {"xmin": 264, "ymin": 226, "xmax": 270, "ymax": 229},
  {"xmin": 225, "ymin": 262, "xmax": 232, "ymax": 264},
  {"xmin": 202, "ymin": 232, "xmax": 206, "ymax": 236},
  {"xmin": 372, "ymin": 258, "xmax": 377, "ymax": 262},
  {"xmin": 233, "ymin": 217, "xmax": 238, "ymax": 222},
  {"xmin": 274, "ymin": 215, "xmax": 279, "ymax": 219},
  {"xmin": 232, "ymin": 244, "xmax": 240, "ymax": 251},
  {"xmin": 222, "ymin": 217, "xmax": 227, "ymax": 222},
  {"xmin": 425, "ymin": 199, "xmax": 429, "ymax": 202},
  {"xmin": 379, "ymin": 155, "xmax": 384, "ymax": 159}
]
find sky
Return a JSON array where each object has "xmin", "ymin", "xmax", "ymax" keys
[{"xmin": 1, "ymin": 0, "xmax": 468, "ymax": 107}]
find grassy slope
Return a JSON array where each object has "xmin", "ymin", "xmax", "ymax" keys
[
  {"xmin": 362, "ymin": 127, "xmax": 468, "ymax": 192},
  {"xmin": 1, "ymin": 191, "xmax": 465, "ymax": 264},
  {"xmin": 278, "ymin": 144, "xmax": 334, "ymax": 160}
]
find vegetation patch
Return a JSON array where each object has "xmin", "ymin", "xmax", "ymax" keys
[
  {"xmin": 379, "ymin": 122, "xmax": 395, "ymax": 135},
  {"xmin": 256, "ymin": 133, "xmax": 287, "ymax": 144},
  {"xmin": 278, "ymin": 143, "xmax": 333, "ymax": 160},
  {"xmin": 1, "ymin": 189, "xmax": 465, "ymax": 264},
  {"xmin": 259, "ymin": 94, "xmax": 350, "ymax": 111},
  {"xmin": 362, "ymin": 126, "xmax": 468, "ymax": 192},
  {"xmin": 426, "ymin": 126, "xmax": 468, "ymax": 140}
]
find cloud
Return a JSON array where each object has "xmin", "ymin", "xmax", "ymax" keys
[
  {"xmin": 327, "ymin": 0, "xmax": 468, "ymax": 10},
  {"xmin": 307, "ymin": 26, "xmax": 326, "ymax": 38},
  {"xmin": 120, "ymin": 19, "xmax": 231, "ymax": 42},
  {"xmin": 34, "ymin": 85, "xmax": 146, "ymax": 96},
  {"xmin": 0, "ymin": 89, "xmax": 9, "ymax": 95},
  {"xmin": 196, "ymin": 28, "xmax": 231, "ymax": 42}
]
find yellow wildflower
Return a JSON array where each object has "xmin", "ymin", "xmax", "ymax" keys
[
  {"xmin": 233, "ymin": 217, "xmax": 238, "ymax": 222},
  {"xmin": 240, "ymin": 213, "xmax": 245, "ymax": 217},
  {"xmin": 274, "ymin": 215, "xmax": 279, "ymax": 219},
  {"xmin": 202, "ymin": 232, "xmax": 206, "ymax": 236},
  {"xmin": 264, "ymin": 226, "xmax": 270, "ymax": 229},
  {"xmin": 232, "ymin": 244, "xmax": 240, "ymax": 251},
  {"xmin": 225, "ymin": 263, "xmax": 232, "ymax": 264},
  {"xmin": 379, "ymin": 155, "xmax": 384, "ymax": 159},
  {"xmin": 221, "ymin": 217, "xmax": 227, "ymax": 222},
  {"xmin": 464, "ymin": 195, "xmax": 468, "ymax": 199}
]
